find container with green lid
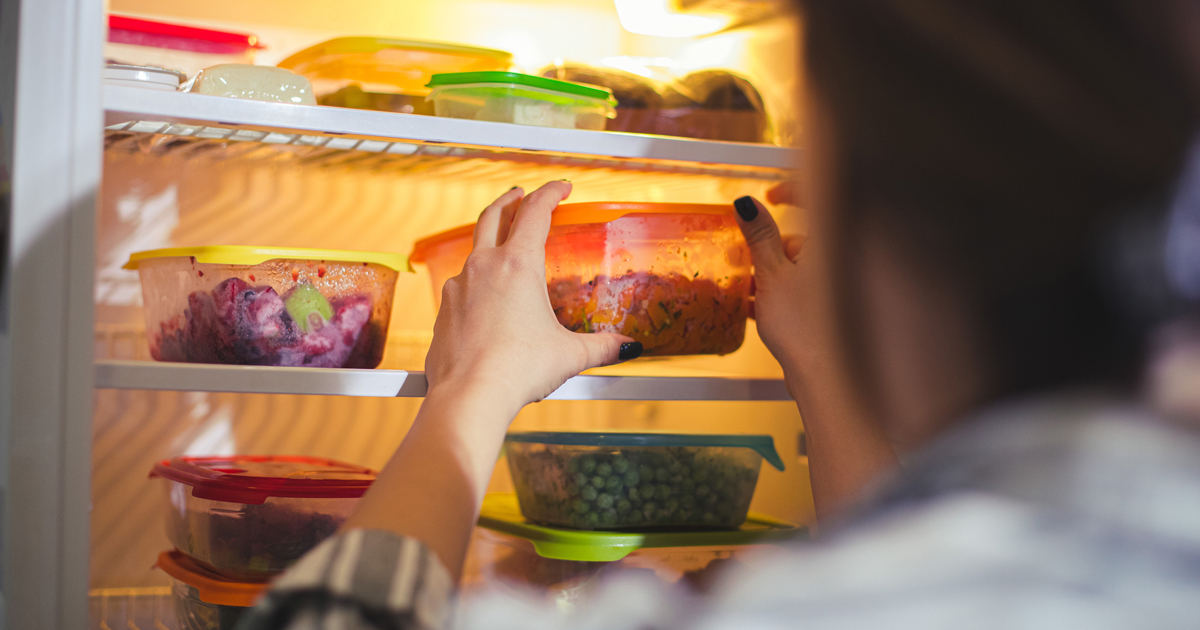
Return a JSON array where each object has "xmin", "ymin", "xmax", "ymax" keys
[
  {"xmin": 126, "ymin": 246, "xmax": 407, "ymax": 369},
  {"xmin": 426, "ymin": 71, "xmax": 617, "ymax": 130},
  {"xmin": 504, "ymin": 431, "xmax": 784, "ymax": 531}
]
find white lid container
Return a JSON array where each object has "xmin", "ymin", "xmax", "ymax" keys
[{"xmin": 104, "ymin": 63, "xmax": 186, "ymax": 91}]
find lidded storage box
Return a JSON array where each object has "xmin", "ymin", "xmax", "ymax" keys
[
  {"xmin": 106, "ymin": 15, "xmax": 262, "ymax": 76},
  {"xmin": 157, "ymin": 549, "xmax": 267, "ymax": 630},
  {"xmin": 427, "ymin": 71, "xmax": 616, "ymax": 130},
  {"xmin": 126, "ymin": 246, "xmax": 406, "ymax": 368},
  {"xmin": 151, "ymin": 455, "xmax": 376, "ymax": 581},
  {"xmin": 410, "ymin": 202, "xmax": 751, "ymax": 356}
]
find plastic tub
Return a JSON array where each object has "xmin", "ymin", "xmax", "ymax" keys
[
  {"xmin": 427, "ymin": 71, "xmax": 616, "ymax": 130},
  {"xmin": 278, "ymin": 37, "xmax": 511, "ymax": 114},
  {"xmin": 504, "ymin": 432, "xmax": 784, "ymax": 530},
  {"xmin": 125, "ymin": 246, "xmax": 406, "ymax": 368},
  {"xmin": 188, "ymin": 64, "xmax": 316, "ymax": 104},
  {"xmin": 410, "ymin": 203, "xmax": 751, "ymax": 356},
  {"xmin": 106, "ymin": 15, "xmax": 262, "ymax": 77},
  {"xmin": 157, "ymin": 549, "xmax": 266, "ymax": 630},
  {"xmin": 151, "ymin": 455, "xmax": 376, "ymax": 581},
  {"xmin": 104, "ymin": 63, "xmax": 186, "ymax": 91}
]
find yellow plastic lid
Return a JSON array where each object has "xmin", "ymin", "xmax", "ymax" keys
[
  {"xmin": 277, "ymin": 37, "xmax": 512, "ymax": 96},
  {"xmin": 156, "ymin": 550, "xmax": 266, "ymax": 607},
  {"xmin": 124, "ymin": 246, "xmax": 408, "ymax": 272}
]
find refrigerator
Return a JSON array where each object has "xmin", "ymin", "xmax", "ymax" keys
[{"xmin": 0, "ymin": 0, "xmax": 810, "ymax": 627}]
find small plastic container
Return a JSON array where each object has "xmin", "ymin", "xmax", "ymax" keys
[
  {"xmin": 188, "ymin": 64, "xmax": 317, "ymax": 105},
  {"xmin": 504, "ymin": 432, "xmax": 785, "ymax": 530},
  {"xmin": 106, "ymin": 15, "xmax": 262, "ymax": 77},
  {"xmin": 104, "ymin": 63, "xmax": 186, "ymax": 91},
  {"xmin": 426, "ymin": 71, "xmax": 616, "ymax": 130},
  {"xmin": 125, "ymin": 246, "xmax": 406, "ymax": 368},
  {"xmin": 410, "ymin": 203, "xmax": 751, "ymax": 356},
  {"xmin": 278, "ymin": 37, "xmax": 512, "ymax": 114},
  {"xmin": 157, "ymin": 549, "xmax": 266, "ymax": 630},
  {"xmin": 152, "ymin": 455, "xmax": 375, "ymax": 581}
]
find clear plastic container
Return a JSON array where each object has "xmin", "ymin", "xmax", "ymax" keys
[
  {"xmin": 104, "ymin": 63, "xmax": 186, "ymax": 91},
  {"xmin": 278, "ymin": 37, "xmax": 512, "ymax": 114},
  {"xmin": 426, "ymin": 71, "xmax": 616, "ymax": 130},
  {"xmin": 151, "ymin": 455, "xmax": 376, "ymax": 581},
  {"xmin": 157, "ymin": 549, "xmax": 265, "ymax": 630},
  {"xmin": 188, "ymin": 64, "xmax": 316, "ymax": 105},
  {"xmin": 410, "ymin": 203, "xmax": 751, "ymax": 356},
  {"xmin": 503, "ymin": 432, "xmax": 784, "ymax": 530},
  {"xmin": 106, "ymin": 15, "xmax": 262, "ymax": 78},
  {"xmin": 125, "ymin": 246, "xmax": 406, "ymax": 368}
]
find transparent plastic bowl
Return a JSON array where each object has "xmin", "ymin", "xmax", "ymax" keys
[
  {"xmin": 152, "ymin": 455, "xmax": 376, "ymax": 581},
  {"xmin": 504, "ymin": 432, "xmax": 784, "ymax": 530},
  {"xmin": 427, "ymin": 71, "xmax": 616, "ymax": 130},
  {"xmin": 126, "ymin": 247, "xmax": 406, "ymax": 368},
  {"xmin": 157, "ymin": 550, "xmax": 264, "ymax": 630},
  {"xmin": 410, "ymin": 203, "xmax": 751, "ymax": 356}
]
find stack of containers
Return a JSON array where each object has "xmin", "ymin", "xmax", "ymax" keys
[{"xmin": 150, "ymin": 456, "xmax": 377, "ymax": 630}]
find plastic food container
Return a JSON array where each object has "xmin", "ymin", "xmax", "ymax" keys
[
  {"xmin": 410, "ymin": 203, "xmax": 751, "ymax": 356},
  {"xmin": 188, "ymin": 64, "xmax": 316, "ymax": 105},
  {"xmin": 427, "ymin": 71, "xmax": 616, "ymax": 130},
  {"xmin": 106, "ymin": 15, "xmax": 262, "ymax": 77},
  {"xmin": 504, "ymin": 432, "xmax": 785, "ymax": 530},
  {"xmin": 157, "ymin": 549, "xmax": 266, "ymax": 630},
  {"xmin": 104, "ymin": 63, "xmax": 186, "ymax": 91},
  {"xmin": 152, "ymin": 455, "xmax": 375, "ymax": 581},
  {"xmin": 125, "ymin": 246, "xmax": 405, "ymax": 368},
  {"xmin": 278, "ymin": 37, "xmax": 511, "ymax": 114}
]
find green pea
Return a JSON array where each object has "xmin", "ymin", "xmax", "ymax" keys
[
  {"xmin": 627, "ymin": 487, "xmax": 641, "ymax": 501},
  {"xmin": 640, "ymin": 484, "xmax": 656, "ymax": 499},
  {"xmin": 628, "ymin": 510, "xmax": 644, "ymax": 524},
  {"xmin": 681, "ymin": 494, "xmax": 696, "ymax": 508},
  {"xmin": 606, "ymin": 476, "xmax": 623, "ymax": 493},
  {"xmin": 597, "ymin": 493, "xmax": 614, "ymax": 509},
  {"xmin": 573, "ymin": 499, "xmax": 590, "ymax": 514},
  {"xmin": 682, "ymin": 479, "xmax": 696, "ymax": 494},
  {"xmin": 666, "ymin": 498, "xmax": 680, "ymax": 512},
  {"xmin": 704, "ymin": 494, "xmax": 719, "ymax": 507},
  {"xmin": 643, "ymin": 502, "xmax": 658, "ymax": 519},
  {"xmin": 638, "ymin": 465, "xmax": 654, "ymax": 480},
  {"xmin": 567, "ymin": 459, "xmax": 580, "ymax": 474},
  {"xmin": 623, "ymin": 470, "xmax": 641, "ymax": 487},
  {"xmin": 596, "ymin": 462, "xmax": 613, "ymax": 477},
  {"xmin": 616, "ymin": 499, "xmax": 632, "ymax": 514},
  {"xmin": 575, "ymin": 472, "xmax": 589, "ymax": 487},
  {"xmin": 591, "ymin": 476, "xmax": 606, "ymax": 488},
  {"xmin": 613, "ymin": 457, "xmax": 630, "ymax": 474},
  {"xmin": 601, "ymin": 509, "xmax": 618, "ymax": 525},
  {"xmin": 702, "ymin": 512, "xmax": 718, "ymax": 525},
  {"xmin": 582, "ymin": 486, "xmax": 598, "ymax": 501},
  {"xmin": 630, "ymin": 498, "xmax": 643, "ymax": 509},
  {"xmin": 581, "ymin": 457, "xmax": 597, "ymax": 474},
  {"xmin": 668, "ymin": 461, "xmax": 682, "ymax": 475},
  {"xmin": 658, "ymin": 484, "xmax": 671, "ymax": 498},
  {"xmin": 567, "ymin": 483, "xmax": 579, "ymax": 495},
  {"xmin": 655, "ymin": 467, "xmax": 669, "ymax": 482},
  {"xmin": 585, "ymin": 512, "xmax": 601, "ymax": 527}
]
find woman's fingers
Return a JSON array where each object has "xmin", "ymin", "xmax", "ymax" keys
[
  {"xmin": 505, "ymin": 181, "xmax": 572, "ymax": 251},
  {"xmin": 473, "ymin": 187, "xmax": 525, "ymax": 249},
  {"xmin": 574, "ymin": 332, "xmax": 641, "ymax": 371},
  {"xmin": 734, "ymin": 196, "xmax": 789, "ymax": 275},
  {"xmin": 766, "ymin": 180, "xmax": 801, "ymax": 205},
  {"xmin": 782, "ymin": 234, "xmax": 806, "ymax": 262}
]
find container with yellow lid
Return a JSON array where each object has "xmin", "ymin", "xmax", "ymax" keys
[
  {"xmin": 126, "ymin": 246, "xmax": 407, "ymax": 368},
  {"xmin": 411, "ymin": 202, "xmax": 751, "ymax": 356},
  {"xmin": 157, "ymin": 549, "xmax": 267, "ymax": 630}
]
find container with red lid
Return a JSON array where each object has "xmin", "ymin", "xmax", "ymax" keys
[
  {"xmin": 151, "ymin": 455, "xmax": 376, "ymax": 581},
  {"xmin": 410, "ymin": 202, "xmax": 752, "ymax": 356},
  {"xmin": 106, "ymin": 14, "xmax": 263, "ymax": 77}
]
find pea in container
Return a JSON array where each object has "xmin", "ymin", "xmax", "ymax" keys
[
  {"xmin": 156, "ymin": 549, "xmax": 266, "ymax": 630},
  {"xmin": 151, "ymin": 455, "xmax": 376, "ymax": 581},
  {"xmin": 504, "ymin": 432, "xmax": 784, "ymax": 530},
  {"xmin": 426, "ymin": 71, "xmax": 616, "ymax": 130}
]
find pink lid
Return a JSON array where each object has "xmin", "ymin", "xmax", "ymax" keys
[
  {"xmin": 108, "ymin": 15, "xmax": 264, "ymax": 54},
  {"xmin": 151, "ymin": 455, "xmax": 375, "ymax": 504}
]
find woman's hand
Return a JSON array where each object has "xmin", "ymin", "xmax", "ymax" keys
[{"xmin": 424, "ymin": 181, "xmax": 640, "ymax": 415}]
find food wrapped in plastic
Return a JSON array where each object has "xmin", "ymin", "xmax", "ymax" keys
[
  {"xmin": 411, "ymin": 203, "xmax": 751, "ymax": 356},
  {"xmin": 152, "ymin": 455, "xmax": 376, "ymax": 581},
  {"xmin": 656, "ymin": 70, "xmax": 771, "ymax": 143},
  {"xmin": 504, "ymin": 432, "xmax": 785, "ymax": 530},
  {"xmin": 126, "ymin": 246, "xmax": 405, "ymax": 368},
  {"xmin": 540, "ymin": 64, "xmax": 662, "ymax": 133},
  {"xmin": 157, "ymin": 550, "xmax": 265, "ymax": 630},
  {"xmin": 188, "ymin": 64, "xmax": 317, "ymax": 104}
]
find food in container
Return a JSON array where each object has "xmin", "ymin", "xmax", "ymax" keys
[
  {"xmin": 152, "ymin": 455, "xmax": 376, "ymax": 580},
  {"xmin": 157, "ymin": 549, "xmax": 266, "ymax": 630},
  {"xmin": 278, "ymin": 37, "xmax": 511, "ymax": 114},
  {"xmin": 410, "ymin": 203, "xmax": 751, "ymax": 356},
  {"xmin": 125, "ymin": 246, "xmax": 405, "ymax": 368},
  {"xmin": 426, "ymin": 71, "xmax": 616, "ymax": 130},
  {"xmin": 540, "ymin": 64, "xmax": 661, "ymax": 133},
  {"xmin": 188, "ymin": 64, "xmax": 316, "ymax": 105},
  {"xmin": 504, "ymin": 432, "xmax": 784, "ymax": 530},
  {"xmin": 657, "ymin": 70, "xmax": 771, "ymax": 143},
  {"xmin": 106, "ymin": 15, "xmax": 261, "ymax": 77},
  {"xmin": 104, "ymin": 63, "xmax": 186, "ymax": 91}
]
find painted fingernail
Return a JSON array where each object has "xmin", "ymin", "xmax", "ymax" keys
[
  {"xmin": 509, "ymin": 186, "xmax": 519, "ymax": 190},
  {"xmin": 560, "ymin": 178, "xmax": 572, "ymax": 183},
  {"xmin": 734, "ymin": 196, "xmax": 758, "ymax": 222},
  {"xmin": 618, "ymin": 342, "xmax": 643, "ymax": 361}
]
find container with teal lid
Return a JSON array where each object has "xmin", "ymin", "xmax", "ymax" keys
[
  {"xmin": 504, "ymin": 431, "xmax": 784, "ymax": 531},
  {"xmin": 125, "ymin": 246, "xmax": 407, "ymax": 368},
  {"xmin": 426, "ymin": 71, "xmax": 617, "ymax": 130}
]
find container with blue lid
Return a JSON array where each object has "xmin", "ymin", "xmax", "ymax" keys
[{"xmin": 504, "ymin": 431, "xmax": 783, "ymax": 531}]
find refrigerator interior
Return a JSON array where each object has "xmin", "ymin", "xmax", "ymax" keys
[{"xmin": 90, "ymin": 0, "xmax": 811, "ymax": 611}]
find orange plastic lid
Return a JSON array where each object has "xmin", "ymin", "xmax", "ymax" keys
[
  {"xmin": 410, "ymin": 202, "xmax": 732, "ymax": 264},
  {"xmin": 156, "ymin": 550, "xmax": 267, "ymax": 607}
]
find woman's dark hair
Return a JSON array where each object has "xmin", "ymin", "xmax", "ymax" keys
[{"xmin": 801, "ymin": 0, "xmax": 1200, "ymax": 396}]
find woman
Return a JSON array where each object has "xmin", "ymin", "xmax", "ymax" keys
[{"xmin": 239, "ymin": 1, "xmax": 1200, "ymax": 628}]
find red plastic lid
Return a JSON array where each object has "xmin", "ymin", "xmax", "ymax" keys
[
  {"xmin": 108, "ymin": 15, "xmax": 264, "ymax": 52},
  {"xmin": 150, "ymin": 455, "xmax": 376, "ymax": 504}
]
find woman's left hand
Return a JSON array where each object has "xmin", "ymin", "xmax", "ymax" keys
[{"xmin": 424, "ymin": 181, "xmax": 640, "ymax": 415}]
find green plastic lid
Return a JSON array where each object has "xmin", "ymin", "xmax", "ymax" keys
[
  {"xmin": 427, "ymin": 71, "xmax": 617, "ymax": 106},
  {"xmin": 478, "ymin": 493, "xmax": 805, "ymax": 561},
  {"xmin": 505, "ymin": 431, "xmax": 786, "ymax": 472}
]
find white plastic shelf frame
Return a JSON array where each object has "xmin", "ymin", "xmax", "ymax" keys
[{"xmin": 103, "ymin": 85, "xmax": 798, "ymax": 178}]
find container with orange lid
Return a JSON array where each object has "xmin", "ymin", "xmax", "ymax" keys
[
  {"xmin": 157, "ymin": 549, "xmax": 267, "ymax": 630},
  {"xmin": 152, "ymin": 455, "xmax": 376, "ymax": 581},
  {"xmin": 126, "ymin": 246, "xmax": 407, "ymax": 368},
  {"xmin": 411, "ymin": 202, "xmax": 751, "ymax": 356}
]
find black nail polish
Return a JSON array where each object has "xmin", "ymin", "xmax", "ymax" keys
[
  {"xmin": 509, "ymin": 186, "xmax": 520, "ymax": 190},
  {"xmin": 618, "ymin": 341, "xmax": 643, "ymax": 361},
  {"xmin": 734, "ymin": 196, "xmax": 758, "ymax": 222},
  {"xmin": 560, "ymin": 178, "xmax": 572, "ymax": 183}
]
